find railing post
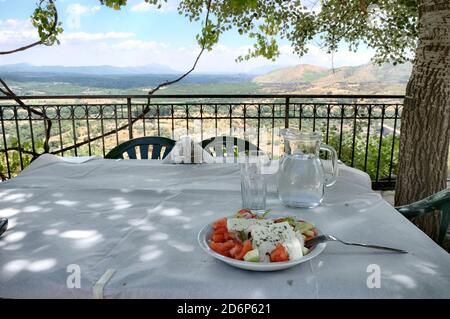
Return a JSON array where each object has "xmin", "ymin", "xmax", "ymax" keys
[
  {"xmin": 127, "ymin": 97, "xmax": 133, "ymax": 139},
  {"xmin": 0, "ymin": 105, "xmax": 11, "ymax": 180},
  {"xmin": 284, "ymin": 97, "xmax": 290, "ymax": 128}
]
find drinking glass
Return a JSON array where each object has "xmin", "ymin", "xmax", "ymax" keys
[{"xmin": 239, "ymin": 150, "xmax": 270, "ymax": 211}]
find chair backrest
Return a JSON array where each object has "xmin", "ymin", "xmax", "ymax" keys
[
  {"xmin": 395, "ymin": 187, "xmax": 450, "ymax": 245},
  {"xmin": 200, "ymin": 136, "xmax": 259, "ymax": 160},
  {"xmin": 105, "ymin": 136, "xmax": 176, "ymax": 160}
]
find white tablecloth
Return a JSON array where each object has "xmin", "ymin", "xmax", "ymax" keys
[{"xmin": 0, "ymin": 154, "xmax": 449, "ymax": 298}]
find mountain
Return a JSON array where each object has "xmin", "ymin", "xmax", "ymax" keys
[
  {"xmin": 252, "ymin": 62, "xmax": 412, "ymax": 94},
  {"xmin": 315, "ymin": 63, "xmax": 412, "ymax": 84},
  {"xmin": 253, "ymin": 62, "xmax": 412, "ymax": 84},
  {"xmin": 253, "ymin": 64, "xmax": 329, "ymax": 83},
  {"xmin": 246, "ymin": 64, "xmax": 292, "ymax": 75},
  {"xmin": 0, "ymin": 63, "xmax": 179, "ymax": 75}
]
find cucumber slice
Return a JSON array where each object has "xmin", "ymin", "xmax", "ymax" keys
[
  {"xmin": 295, "ymin": 221, "xmax": 315, "ymax": 233},
  {"xmin": 302, "ymin": 246, "xmax": 310, "ymax": 255},
  {"xmin": 243, "ymin": 249, "xmax": 260, "ymax": 262},
  {"xmin": 305, "ymin": 230, "xmax": 315, "ymax": 237}
]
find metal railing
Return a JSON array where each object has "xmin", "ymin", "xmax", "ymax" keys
[{"xmin": 0, "ymin": 94, "xmax": 404, "ymax": 189}]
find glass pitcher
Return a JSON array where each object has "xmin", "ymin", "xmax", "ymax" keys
[{"xmin": 277, "ymin": 129, "xmax": 338, "ymax": 208}]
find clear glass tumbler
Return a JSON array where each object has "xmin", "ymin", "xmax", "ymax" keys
[{"xmin": 239, "ymin": 151, "xmax": 269, "ymax": 211}]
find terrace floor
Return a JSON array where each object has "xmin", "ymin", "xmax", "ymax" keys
[{"xmin": 378, "ymin": 190, "xmax": 395, "ymax": 206}]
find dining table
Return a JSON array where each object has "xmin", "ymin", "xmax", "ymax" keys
[{"xmin": 0, "ymin": 154, "xmax": 449, "ymax": 299}]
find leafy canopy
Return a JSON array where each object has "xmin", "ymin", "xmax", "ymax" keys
[{"xmin": 31, "ymin": 0, "xmax": 418, "ymax": 64}]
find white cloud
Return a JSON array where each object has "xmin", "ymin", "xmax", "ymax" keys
[
  {"xmin": 61, "ymin": 32, "xmax": 135, "ymax": 42},
  {"xmin": 0, "ymin": 19, "xmax": 24, "ymax": 28},
  {"xmin": 66, "ymin": 4, "xmax": 101, "ymax": 29},
  {"xmin": 111, "ymin": 40, "xmax": 167, "ymax": 50},
  {"xmin": 184, "ymin": 42, "xmax": 374, "ymax": 73},
  {"xmin": 0, "ymin": 18, "xmax": 136, "ymax": 46},
  {"xmin": 276, "ymin": 44, "xmax": 373, "ymax": 69},
  {"xmin": 130, "ymin": 0, "xmax": 178, "ymax": 13},
  {"xmin": 67, "ymin": 4, "xmax": 101, "ymax": 16},
  {"xmin": 130, "ymin": 2, "xmax": 153, "ymax": 12},
  {"xmin": 0, "ymin": 40, "xmax": 373, "ymax": 72},
  {"xmin": 0, "ymin": 19, "xmax": 38, "ymax": 45},
  {"xmin": 0, "ymin": 17, "xmax": 373, "ymax": 72}
]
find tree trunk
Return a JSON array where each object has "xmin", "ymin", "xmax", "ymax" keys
[{"xmin": 395, "ymin": 0, "xmax": 450, "ymax": 241}]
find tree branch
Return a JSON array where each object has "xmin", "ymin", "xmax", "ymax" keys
[
  {"xmin": 53, "ymin": 0, "xmax": 213, "ymax": 154},
  {"xmin": 0, "ymin": 0, "xmax": 60, "ymax": 159},
  {"xmin": 0, "ymin": 147, "xmax": 40, "ymax": 157},
  {"xmin": 0, "ymin": 0, "xmax": 59, "ymax": 55},
  {"xmin": 51, "ymin": 121, "xmax": 129, "ymax": 155},
  {"xmin": 1, "ymin": 0, "xmax": 212, "ymax": 158},
  {"xmin": 146, "ymin": 0, "xmax": 212, "ymax": 98},
  {"xmin": 0, "ymin": 79, "xmax": 52, "ymax": 153},
  {"xmin": 0, "ymin": 40, "xmax": 45, "ymax": 56}
]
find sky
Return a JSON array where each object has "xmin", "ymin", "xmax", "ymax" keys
[{"xmin": 0, "ymin": 0, "xmax": 375, "ymax": 73}]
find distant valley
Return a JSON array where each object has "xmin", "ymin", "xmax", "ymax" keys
[{"xmin": 0, "ymin": 62, "xmax": 412, "ymax": 96}]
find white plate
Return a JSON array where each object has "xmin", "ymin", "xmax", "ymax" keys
[{"xmin": 198, "ymin": 217, "xmax": 327, "ymax": 271}]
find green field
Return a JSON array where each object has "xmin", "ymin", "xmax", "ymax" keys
[{"xmin": 5, "ymin": 79, "xmax": 262, "ymax": 96}]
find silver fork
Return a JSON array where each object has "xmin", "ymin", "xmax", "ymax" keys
[{"xmin": 305, "ymin": 234, "xmax": 408, "ymax": 253}]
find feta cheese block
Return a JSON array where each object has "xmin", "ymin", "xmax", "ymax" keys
[
  {"xmin": 226, "ymin": 218, "xmax": 273, "ymax": 232},
  {"xmin": 249, "ymin": 222, "xmax": 304, "ymax": 261},
  {"xmin": 294, "ymin": 230, "xmax": 305, "ymax": 249}
]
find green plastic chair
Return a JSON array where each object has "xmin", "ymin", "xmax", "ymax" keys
[
  {"xmin": 395, "ymin": 188, "xmax": 450, "ymax": 246},
  {"xmin": 201, "ymin": 136, "xmax": 259, "ymax": 159},
  {"xmin": 105, "ymin": 136, "xmax": 175, "ymax": 160}
]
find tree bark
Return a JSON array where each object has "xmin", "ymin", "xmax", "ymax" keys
[{"xmin": 395, "ymin": 0, "xmax": 450, "ymax": 241}]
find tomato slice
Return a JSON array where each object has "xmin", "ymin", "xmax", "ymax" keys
[
  {"xmin": 214, "ymin": 226, "xmax": 230, "ymax": 240},
  {"xmin": 270, "ymin": 244, "xmax": 289, "ymax": 262},
  {"xmin": 209, "ymin": 240, "xmax": 235, "ymax": 257},
  {"xmin": 213, "ymin": 226, "xmax": 228, "ymax": 235},
  {"xmin": 237, "ymin": 209, "xmax": 257, "ymax": 219},
  {"xmin": 229, "ymin": 242, "xmax": 243, "ymax": 258},
  {"xmin": 235, "ymin": 239, "xmax": 253, "ymax": 260},
  {"xmin": 213, "ymin": 218, "xmax": 227, "ymax": 230},
  {"xmin": 211, "ymin": 233, "xmax": 225, "ymax": 243}
]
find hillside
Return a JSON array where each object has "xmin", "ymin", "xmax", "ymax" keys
[
  {"xmin": 252, "ymin": 62, "xmax": 412, "ymax": 95},
  {"xmin": 252, "ymin": 64, "xmax": 329, "ymax": 83}
]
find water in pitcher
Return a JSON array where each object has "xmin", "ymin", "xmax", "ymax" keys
[
  {"xmin": 277, "ymin": 129, "xmax": 338, "ymax": 208},
  {"xmin": 277, "ymin": 154, "xmax": 325, "ymax": 208}
]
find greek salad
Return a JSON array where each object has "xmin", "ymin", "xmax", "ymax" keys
[{"xmin": 208, "ymin": 209, "xmax": 318, "ymax": 263}]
